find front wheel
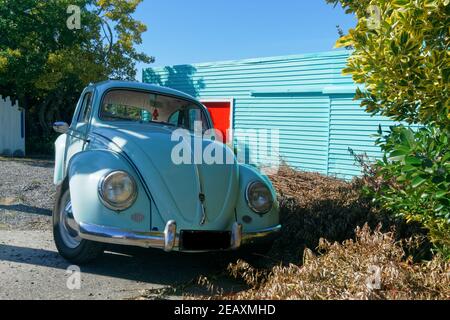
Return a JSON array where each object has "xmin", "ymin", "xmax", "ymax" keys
[{"xmin": 53, "ymin": 182, "xmax": 104, "ymax": 264}]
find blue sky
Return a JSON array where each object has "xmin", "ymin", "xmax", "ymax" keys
[{"xmin": 134, "ymin": 0, "xmax": 356, "ymax": 79}]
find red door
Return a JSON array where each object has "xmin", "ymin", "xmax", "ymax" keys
[{"xmin": 202, "ymin": 100, "xmax": 232, "ymax": 143}]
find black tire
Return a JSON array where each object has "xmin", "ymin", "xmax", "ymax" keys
[{"xmin": 53, "ymin": 180, "xmax": 104, "ymax": 264}]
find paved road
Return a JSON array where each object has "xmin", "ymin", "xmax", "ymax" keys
[
  {"xmin": 0, "ymin": 158, "xmax": 241, "ymax": 300},
  {"xmin": 0, "ymin": 230, "xmax": 238, "ymax": 300}
]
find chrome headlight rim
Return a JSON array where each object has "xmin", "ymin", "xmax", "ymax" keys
[
  {"xmin": 98, "ymin": 170, "xmax": 138, "ymax": 211},
  {"xmin": 245, "ymin": 180, "xmax": 274, "ymax": 215}
]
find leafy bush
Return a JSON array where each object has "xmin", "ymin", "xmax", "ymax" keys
[
  {"xmin": 326, "ymin": 0, "xmax": 450, "ymax": 257},
  {"xmin": 366, "ymin": 125, "xmax": 450, "ymax": 255},
  {"xmin": 26, "ymin": 131, "xmax": 59, "ymax": 157},
  {"xmin": 1, "ymin": 0, "xmax": 153, "ymax": 150},
  {"xmin": 328, "ymin": 0, "xmax": 449, "ymax": 128}
]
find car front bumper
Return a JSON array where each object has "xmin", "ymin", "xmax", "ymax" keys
[{"xmin": 76, "ymin": 220, "xmax": 282, "ymax": 252}]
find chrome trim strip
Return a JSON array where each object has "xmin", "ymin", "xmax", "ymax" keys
[
  {"xmin": 78, "ymin": 221, "xmax": 172, "ymax": 249},
  {"xmin": 163, "ymin": 220, "xmax": 177, "ymax": 252},
  {"xmin": 77, "ymin": 221, "xmax": 281, "ymax": 251},
  {"xmin": 230, "ymin": 222, "xmax": 242, "ymax": 250},
  {"xmin": 242, "ymin": 224, "xmax": 282, "ymax": 243}
]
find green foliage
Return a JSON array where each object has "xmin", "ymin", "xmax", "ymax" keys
[
  {"xmin": 326, "ymin": 0, "xmax": 450, "ymax": 256},
  {"xmin": 26, "ymin": 131, "xmax": 59, "ymax": 157},
  {"xmin": 0, "ymin": 0, "xmax": 153, "ymax": 148},
  {"xmin": 366, "ymin": 125, "xmax": 450, "ymax": 253},
  {"xmin": 327, "ymin": 0, "xmax": 449, "ymax": 128}
]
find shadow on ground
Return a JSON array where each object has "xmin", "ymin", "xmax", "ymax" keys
[
  {"xmin": 0, "ymin": 242, "xmax": 245, "ymax": 297},
  {"xmin": 0, "ymin": 157, "xmax": 54, "ymax": 168},
  {"xmin": 0, "ymin": 204, "xmax": 51, "ymax": 216}
]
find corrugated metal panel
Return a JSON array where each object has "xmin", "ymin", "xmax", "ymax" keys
[
  {"xmin": 143, "ymin": 50, "xmax": 395, "ymax": 179},
  {"xmin": 0, "ymin": 97, "xmax": 25, "ymax": 156},
  {"xmin": 327, "ymin": 95, "xmax": 395, "ymax": 179},
  {"xmin": 143, "ymin": 51, "xmax": 353, "ymax": 99},
  {"xmin": 233, "ymin": 95, "xmax": 330, "ymax": 174}
]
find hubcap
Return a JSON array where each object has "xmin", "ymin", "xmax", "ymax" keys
[{"xmin": 59, "ymin": 191, "xmax": 82, "ymax": 249}]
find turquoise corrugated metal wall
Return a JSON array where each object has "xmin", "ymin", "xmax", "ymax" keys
[
  {"xmin": 328, "ymin": 95, "xmax": 396, "ymax": 179},
  {"xmin": 142, "ymin": 50, "xmax": 395, "ymax": 179}
]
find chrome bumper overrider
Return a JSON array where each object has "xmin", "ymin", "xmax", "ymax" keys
[{"xmin": 76, "ymin": 221, "xmax": 282, "ymax": 252}]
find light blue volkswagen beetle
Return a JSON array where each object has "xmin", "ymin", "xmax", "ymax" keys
[{"xmin": 52, "ymin": 80, "xmax": 281, "ymax": 263}]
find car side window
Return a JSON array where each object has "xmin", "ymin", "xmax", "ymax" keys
[
  {"xmin": 189, "ymin": 108, "xmax": 208, "ymax": 132},
  {"xmin": 168, "ymin": 111, "xmax": 180, "ymax": 126},
  {"xmin": 78, "ymin": 92, "xmax": 93, "ymax": 123}
]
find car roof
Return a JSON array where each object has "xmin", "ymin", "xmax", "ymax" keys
[{"xmin": 88, "ymin": 80, "xmax": 198, "ymax": 102}]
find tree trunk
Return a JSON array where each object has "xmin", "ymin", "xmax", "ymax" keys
[{"xmin": 38, "ymin": 96, "xmax": 53, "ymax": 135}]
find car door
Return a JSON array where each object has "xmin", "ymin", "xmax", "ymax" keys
[{"xmin": 65, "ymin": 91, "xmax": 93, "ymax": 171}]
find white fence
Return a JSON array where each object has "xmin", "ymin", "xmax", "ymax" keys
[{"xmin": 0, "ymin": 97, "xmax": 25, "ymax": 156}]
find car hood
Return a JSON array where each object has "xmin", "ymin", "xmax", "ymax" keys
[{"xmin": 93, "ymin": 123, "xmax": 239, "ymax": 230}]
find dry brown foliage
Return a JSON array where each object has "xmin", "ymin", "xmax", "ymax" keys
[
  {"xmin": 223, "ymin": 225, "xmax": 450, "ymax": 300},
  {"xmin": 268, "ymin": 166, "xmax": 430, "ymax": 263},
  {"xmin": 186, "ymin": 168, "xmax": 447, "ymax": 300},
  {"xmin": 206, "ymin": 168, "xmax": 448, "ymax": 300}
]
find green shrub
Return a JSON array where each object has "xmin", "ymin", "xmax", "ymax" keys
[
  {"xmin": 26, "ymin": 132, "xmax": 58, "ymax": 157},
  {"xmin": 366, "ymin": 125, "xmax": 450, "ymax": 255},
  {"xmin": 326, "ymin": 0, "xmax": 450, "ymax": 258},
  {"xmin": 327, "ymin": 0, "xmax": 449, "ymax": 128}
]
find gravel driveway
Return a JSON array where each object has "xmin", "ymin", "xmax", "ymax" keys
[
  {"xmin": 0, "ymin": 158, "xmax": 54, "ymax": 231},
  {"xmin": 0, "ymin": 157, "xmax": 242, "ymax": 300}
]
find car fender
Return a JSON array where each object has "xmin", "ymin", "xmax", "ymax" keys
[
  {"xmin": 235, "ymin": 164, "xmax": 280, "ymax": 232},
  {"xmin": 67, "ymin": 150, "xmax": 152, "ymax": 232},
  {"xmin": 53, "ymin": 134, "xmax": 67, "ymax": 185}
]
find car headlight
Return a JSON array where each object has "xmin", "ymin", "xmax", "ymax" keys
[
  {"xmin": 98, "ymin": 171, "xmax": 137, "ymax": 211},
  {"xmin": 245, "ymin": 181, "xmax": 274, "ymax": 214}
]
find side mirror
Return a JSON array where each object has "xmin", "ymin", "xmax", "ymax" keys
[{"xmin": 53, "ymin": 122, "xmax": 69, "ymax": 134}]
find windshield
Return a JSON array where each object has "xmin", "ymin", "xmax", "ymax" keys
[{"xmin": 100, "ymin": 89, "xmax": 210, "ymax": 131}]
